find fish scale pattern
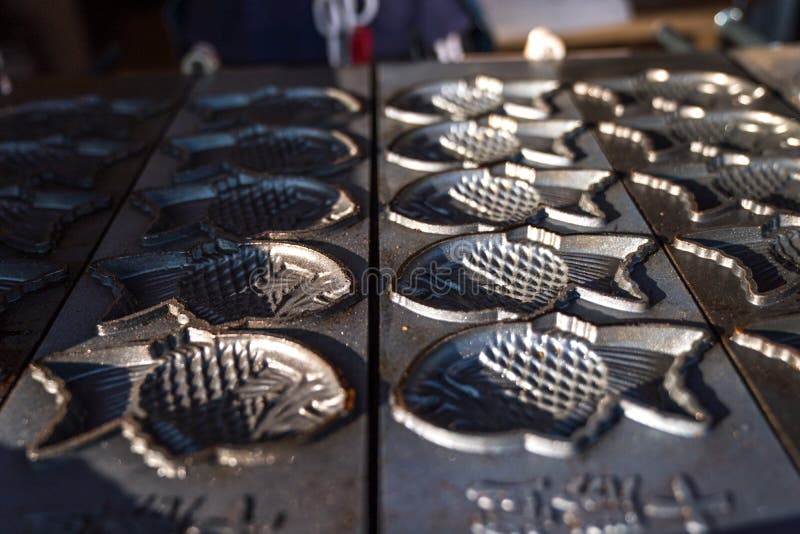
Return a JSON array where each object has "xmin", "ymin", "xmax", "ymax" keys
[
  {"xmin": 431, "ymin": 81, "xmax": 503, "ymax": 119},
  {"xmin": 208, "ymin": 181, "xmax": 331, "ymax": 236},
  {"xmin": 137, "ymin": 341, "xmax": 280, "ymax": 453},
  {"xmin": 712, "ymin": 162, "xmax": 800, "ymax": 203},
  {"xmin": 449, "ymin": 173, "xmax": 541, "ymax": 223},
  {"xmin": 460, "ymin": 239, "xmax": 569, "ymax": 310},
  {"xmin": 230, "ymin": 131, "xmax": 351, "ymax": 173},
  {"xmin": 478, "ymin": 329, "xmax": 609, "ymax": 418},
  {"xmin": 439, "ymin": 123, "xmax": 520, "ymax": 164}
]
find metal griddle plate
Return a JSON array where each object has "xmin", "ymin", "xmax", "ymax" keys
[
  {"xmin": 0, "ymin": 74, "xmax": 187, "ymax": 404},
  {"xmin": 0, "ymin": 67, "xmax": 370, "ymax": 532},
  {"xmin": 575, "ymin": 50, "xmax": 800, "ymax": 475},
  {"xmin": 380, "ymin": 57, "xmax": 800, "ymax": 533},
  {"xmin": 0, "ymin": 53, "xmax": 800, "ymax": 533}
]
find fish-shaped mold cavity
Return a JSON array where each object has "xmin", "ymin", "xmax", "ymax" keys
[
  {"xmin": 673, "ymin": 214, "xmax": 800, "ymax": 306},
  {"xmin": 0, "ymin": 260, "xmax": 66, "ymax": 313},
  {"xmin": 597, "ymin": 108, "xmax": 800, "ymax": 164},
  {"xmin": 0, "ymin": 136, "xmax": 139, "ymax": 189},
  {"xmin": 392, "ymin": 312, "xmax": 712, "ymax": 457},
  {"xmin": 132, "ymin": 173, "xmax": 358, "ymax": 246},
  {"xmin": 731, "ymin": 313, "xmax": 800, "ymax": 371},
  {"xmin": 631, "ymin": 156, "xmax": 800, "ymax": 221},
  {"xmin": 28, "ymin": 301, "xmax": 349, "ymax": 478},
  {"xmin": 165, "ymin": 125, "xmax": 364, "ymax": 182},
  {"xmin": 91, "ymin": 239, "xmax": 354, "ymax": 326},
  {"xmin": 391, "ymin": 226, "xmax": 655, "ymax": 323},
  {"xmin": 385, "ymin": 75, "xmax": 560, "ymax": 124},
  {"xmin": 191, "ymin": 85, "xmax": 364, "ymax": 127},
  {"xmin": 388, "ymin": 162, "xmax": 613, "ymax": 234},
  {"xmin": 386, "ymin": 116, "xmax": 585, "ymax": 173},
  {"xmin": 573, "ymin": 69, "xmax": 767, "ymax": 117},
  {"xmin": 0, "ymin": 95, "xmax": 166, "ymax": 140},
  {"xmin": 0, "ymin": 185, "xmax": 110, "ymax": 253}
]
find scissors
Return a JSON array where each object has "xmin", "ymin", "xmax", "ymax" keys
[{"xmin": 313, "ymin": 0, "xmax": 380, "ymax": 66}]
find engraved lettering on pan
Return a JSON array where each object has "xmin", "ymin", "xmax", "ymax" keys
[
  {"xmin": 131, "ymin": 173, "xmax": 358, "ymax": 246},
  {"xmin": 388, "ymin": 162, "xmax": 613, "ymax": 234},
  {"xmin": 673, "ymin": 213, "xmax": 800, "ymax": 306},
  {"xmin": 597, "ymin": 108, "xmax": 800, "ymax": 163},
  {"xmin": 730, "ymin": 313, "xmax": 800, "ymax": 371},
  {"xmin": 28, "ymin": 301, "xmax": 349, "ymax": 478},
  {"xmin": 573, "ymin": 69, "xmax": 767, "ymax": 117},
  {"xmin": 631, "ymin": 156, "xmax": 800, "ymax": 222},
  {"xmin": 385, "ymin": 116, "xmax": 584, "ymax": 172},
  {"xmin": 0, "ymin": 136, "xmax": 139, "ymax": 189},
  {"xmin": 467, "ymin": 474, "xmax": 641, "ymax": 533},
  {"xmin": 0, "ymin": 185, "xmax": 110, "ymax": 253},
  {"xmin": 392, "ymin": 313, "xmax": 712, "ymax": 457},
  {"xmin": 90, "ymin": 239, "xmax": 354, "ymax": 326},
  {"xmin": 385, "ymin": 75, "xmax": 560, "ymax": 124},
  {"xmin": 645, "ymin": 474, "xmax": 732, "ymax": 534},
  {"xmin": 0, "ymin": 95, "xmax": 166, "ymax": 140},
  {"xmin": 466, "ymin": 473, "xmax": 731, "ymax": 534},
  {"xmin": 391, "ymin": 226, "xmax": 655, "ymax": 323},
  {"xmin": 0, "ymin": 260, "xmax": 66, "ymax": 314},
  {"xmin": 164, "ymin": 125, "xmax": 364, "ymax": 183},
  {"xmin": 191, "ymin": 85, "xmax": 364, "ymax": 127}
]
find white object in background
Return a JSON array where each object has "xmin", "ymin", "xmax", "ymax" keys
[
  {"xmin": 180, "ymin": 42, "xmax": 221, "ymax": 76},
  {"xmin": 313, "ymin": 0, "xmax": 380, "ymax": 67},
  {"xmin": 434, "ymin": 32, "xmax": 465, "ymax": 63},
  {"xmin": 524, "ymin": 27, "xmax": 566, "ymax": 61},
  {"xmin": 480, "ymin": 0, "xmax": 631, "ymax": 48}
]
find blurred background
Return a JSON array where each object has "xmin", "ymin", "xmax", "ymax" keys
[{"xmin": 0, "ymin": 0, "xmax": 797, "ymax": 77}]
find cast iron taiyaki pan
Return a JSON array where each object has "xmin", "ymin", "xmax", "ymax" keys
[
  {"xmin": 572, "ymin": 68, "xmax": 767, "ymax": 117},
  {"xmin": 376, "ymin": 58, "xmax": 800, "ymax": 533},
  {"xmin": 164, "ymin": 123, "xmax": 366, "ymax": 182},
  {"xmin": 0, "ymin": 66, "xmax": 370, "ymax": 533},
  {"xmin": 387, "ymin": 162, "xmax": 614, "ymax": 233},
  {"xmin": 190, "ymin": 85, "xmax": 365, "ymax": 128},
  {"xmin": 28, "ymin": 301, "xmax": 350, "ymax": 478},
  {"xmin": 131, "ymin": 172, "xmax": 358, "ymax": 246},
  {"xmin": 595, "ymin": 106, "xmax": 800, "ymax": 166},
  {"xmin": 385, "ymin": 74, "xmax": 561, "ymax": 124},
  {"xmin": 0, "ymin": 95, "xmax": 168, "ymax": 140},
  {"xmin": 386, "ymin": 115, "xmax": 587, "ymax": 172}
]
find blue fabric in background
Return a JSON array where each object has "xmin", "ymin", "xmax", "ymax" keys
[{"xmin": 166, "ymin": 0, "xmax": 473, "ymax": 64}]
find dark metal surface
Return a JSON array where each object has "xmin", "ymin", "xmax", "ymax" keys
[
  {"xmin": 0, "ymin": 52, "xmax": 799, "ymax": 533},
  {"xmin": 131, "ymin": 172, "xmax": 358, "ymax": 246},
  {"xmin": 0, "ymin": 73, "xmax": 188, "ymax": 403},
  {"xmin": 0, "ymin": 66, "xmax": 370, "ymax": 533},
  {"xmin": 573, "ymin": 51, "xmax": 800, "ymax": 471},
  {"xmin": 379, "ymin": 57, "xmax": 800, "ymax": 533}
]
